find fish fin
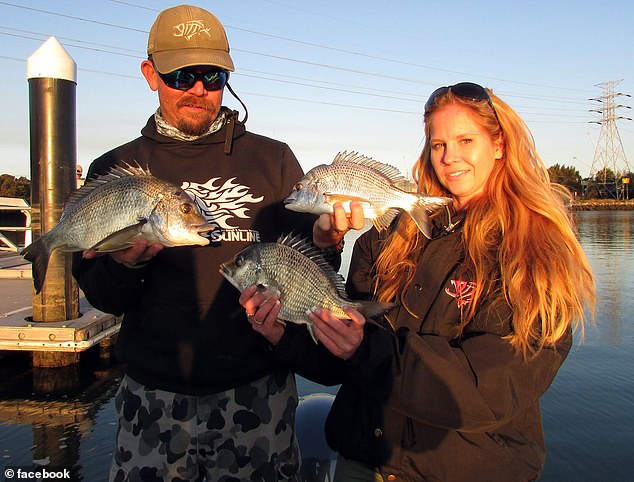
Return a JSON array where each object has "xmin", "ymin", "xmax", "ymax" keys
[
  {"xmin": 90, "ymin": 221, "xmax": 147, "ymax": 252},
  {"xmin": 332, "ymin": 151, "xmax": 407, "ymax": 184},
  {"xmin": 63, "ymin": 161, "xmax": 152, "ymax": 213},
  {"xmin": 408, "ymin": 196, "xmax": 454, "ymax": 239},
  {"xmin": 323, "ymin": 196, "xmax": 375, "ymax": 217},
  {"xmin": 372, "ymin": 208, "xmax": 400, "ymax": 231},
  {"xmin": 21, "ymin": 235, "xmax": 55, "ymax": 294},
  {"xmin": 277, "ymin": 232, "xmax": 348, "ymax": 296},
  {"xmin": 324, "ymin": 193, "xmax": 370, "ymax": 204},
  {"xmin": 306, "ymin": 323, "xmax": 319, "ymax": 344}
]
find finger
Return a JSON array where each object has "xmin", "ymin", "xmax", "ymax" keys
[
  {"xmin": 349, "ymin": 201, "xmax": 366, "ymax": 230},
  {"xmin": 239, "ymin": 284, "xmax": 259, "ymax": 307},
  {"xmin": 246, "ymin": 289, "xmax": 281, "ymax": 326},
  {"xmin": 111, "ymin": 239, "xmax": 149, "ymax": 264},
  {"xmin": 82, "ymin": 248, "xmax": 99, "ymax": 259},
  {"xmin": 342, "ymin": 306, "xmax": 366, "ymax": 329},
  {"xmin": 308, "ymin": 307, "xmax": 348, "ymax": 340},
  {"xmin": 317, "ymin": 212, "xmax": 333, "ymax": 232},
  {"xmin": 263, "ymin": 299, "xmax": 282, "ymax": 327},
  {"xmin": 252, "ymin": 290, "xmax": 281, "ymax": 322},
  {"xmin": 311, "ymin": 317, "xmax": 351, "ymax": 359},
  {"xmin": 310, "ymin": 307, "xmax": 364, "ymax": 359},
  {"xmin": 332, "ymin": 203, "xmax": 350, "ymax": 232},
  {"xmin": 142, "ymin": 243, "xmax": 164, "ymax": 260}
]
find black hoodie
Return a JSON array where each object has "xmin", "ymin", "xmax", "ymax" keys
[{"xmin": 73, "ymin": 111, "xmax": 316, "ymax": 394}]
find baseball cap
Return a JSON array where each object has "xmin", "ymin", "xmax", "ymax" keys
[{"xmin": 147, "ymin": 4, "xmax": 235, "ymax": 74}]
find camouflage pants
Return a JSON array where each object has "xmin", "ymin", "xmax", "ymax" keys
[{"xmin": 109, "ymin": 372, "xmax": 301, "ymax": 482}]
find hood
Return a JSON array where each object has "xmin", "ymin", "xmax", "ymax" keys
[{"xmin": 140, "ymin": 107, "xmax": 246, "ymax": 154}]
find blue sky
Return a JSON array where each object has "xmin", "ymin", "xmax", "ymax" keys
[{"xmin": 1, "ymin": 0, "xmax": 633, "ymax": 180}]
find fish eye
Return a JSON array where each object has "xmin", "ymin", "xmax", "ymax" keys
[
  {"xmin": 294, "ymin": 183, "xmax": 303, "ymax": 191},
  {"xmin": 180, "ymin": 203, "xmax": 193, "ymax": 214},
  {"xmin": 235, "ymin": 255, "xmax": 244, "ymax": 267}
]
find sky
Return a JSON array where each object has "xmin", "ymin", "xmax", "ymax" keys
[{"xmin": 1, "ymin": 0, "xmax": 633, "ymax": 180}]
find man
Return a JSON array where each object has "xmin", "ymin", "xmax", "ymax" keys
[
  {"xmin": 72, "ymin": 5, "xmax": 345, "ymax": 481},
  {"xmin": 75, "ymin": 164, "xmax": 84, "ymax": 188}
]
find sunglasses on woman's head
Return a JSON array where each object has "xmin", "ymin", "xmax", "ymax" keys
[
  {"xmin": 158, "ymin": 68, "xmax": 229, "ymax": 91},
  {"xmin": 425, "ymin": 82, "xmax": 500, "ymax": 125}
]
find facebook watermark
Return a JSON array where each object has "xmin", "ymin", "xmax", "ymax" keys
[{"xmin": 4, "ymin": 467, "xmax": 72, "ymax": 480}]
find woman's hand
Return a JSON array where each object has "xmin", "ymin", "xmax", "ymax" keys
[
  {"xmin": 312, "ymin": 201, "xmax": 365, "ymax": 248},
  {"xmin": 308, "ymin": 306, "xmax": 366, "ymax": 360},
  {"xmin": 239, "ymin": 284, "xmax": 285, "ymax": 345}
]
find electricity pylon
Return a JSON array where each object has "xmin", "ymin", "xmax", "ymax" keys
[{"xmin": 588, "ymin": 80, "xmax": 632, "ymax": 199}]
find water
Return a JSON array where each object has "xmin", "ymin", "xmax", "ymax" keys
[{"xmin": 0, "ymin": 211, "xmax": 632, "ymax": 481}]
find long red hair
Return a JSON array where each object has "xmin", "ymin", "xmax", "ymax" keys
[{"xmin": 374, "ymin": 88, "xmax": 595, "ymax": 357}]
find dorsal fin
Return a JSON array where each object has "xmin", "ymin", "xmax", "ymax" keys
[
  {"xmin": 277, "ymin": 232, "xmax": 348, "ymax": 297},
  {"xmin": 331, "ymin": 150, "xmax": 407, "ymax": 185},
  {"xmin": 64, "ymin": 161, "xmax": 151, "ymax": 210}
]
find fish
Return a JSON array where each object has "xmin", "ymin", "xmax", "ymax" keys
[
  {"xmin": 284, "ymin": 151, "xmax": 453, "ymax": 238},
  {"xmin": 21, "ymin": 163, "xmax": 213, "ymax": 293},
  {"xmin": 219, "ymin": 233, "xmax": 395, "ymax": 343}
]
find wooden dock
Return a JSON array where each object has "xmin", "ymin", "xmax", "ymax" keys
[{"xmin": 0, "ymin": 253, "xmax": 120, "ymax": 353}]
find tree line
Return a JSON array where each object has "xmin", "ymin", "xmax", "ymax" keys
[
  {"xmin": 1, "ymin": 166, "xmax": 632, "ymax": 201},
  {"xmin": 0, "ymin": 174, "xmax": 30, "ymax": 200}
]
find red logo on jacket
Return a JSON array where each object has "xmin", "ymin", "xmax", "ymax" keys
[{"xmin": 445, "ymin": 280, "xmax": 476, "ymax": 308}]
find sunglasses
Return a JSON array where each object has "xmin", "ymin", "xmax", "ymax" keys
[
  {"xmin": 425, "ymin": 82, "xmax": 500, "ymax": 125},
  {"xmin": 158, "ymin": 68, "xmax": 229, "ymax": 91}
]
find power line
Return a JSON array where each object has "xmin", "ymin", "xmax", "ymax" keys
[{"xmin": 0, "ymin": 1, "xmax": 596, "ymax": 95}]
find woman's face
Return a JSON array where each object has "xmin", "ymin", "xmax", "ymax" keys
[{"xmin": 429, "ymin": 104, "xmax": 503, "ymax": 209}]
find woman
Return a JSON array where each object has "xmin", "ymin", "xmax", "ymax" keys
[{"xmin": 242, "ymin": 82, "xmax": 596, "ymax": 481}]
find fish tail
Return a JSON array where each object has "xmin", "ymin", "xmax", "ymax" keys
[
  {"xmin": 408, "ymin": 201, "xmax": 433, "ymax": 238},
  {"xmin": 408, "ymin": 196, "xmax": 453, "ymax": 239},
  {"xmin": 20, "ymin": 235, "xmax": 53, "ymax": 294}
]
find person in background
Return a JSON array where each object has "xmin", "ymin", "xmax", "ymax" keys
[
  {"xmin": 75, "ymin": 164, "xmax": 84, "ymax": 188},
  {"xmin": 244, "ymin": 82, "xmax": 596, "ymax": 481},
  {"xmin": 72, "ymin": 4, "xmax": 343, "ymax": 481}
]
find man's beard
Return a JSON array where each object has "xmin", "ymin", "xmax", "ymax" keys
[{"xmin": 176, "ymin": 98, "xmax": 216, "ymax": 136}]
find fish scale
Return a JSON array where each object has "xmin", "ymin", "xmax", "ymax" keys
[
  {"xmin": 22, "ymin": 164, "xmax": 212, "ymax": 293},
  {"xmin": 284, "ymin": 151, "xmax": 453, "ymax": 236},
  {"xmin": 59, "ymin": 176, "xmax": 162, "ymax": 249},
  {"xmin": 257, "ymin": 242, "xmax": 350, "ymax": 321},
  {"xmin": 220, "ymin": 233, "xmax": 396, "ymax": 343}
]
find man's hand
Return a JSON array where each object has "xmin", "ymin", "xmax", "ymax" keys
[{"xmin": 82, "ymin": 239, "xmax": 164, "ymax": 266}]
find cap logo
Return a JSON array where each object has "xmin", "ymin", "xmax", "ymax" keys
[{"xmin": 174, "ymin": 20, "xmax": 211, "ymax": 40}]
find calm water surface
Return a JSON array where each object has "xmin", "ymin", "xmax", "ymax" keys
[{"xmin": 0, "ymin": 211, "xmax": 632, "ymax": 481}]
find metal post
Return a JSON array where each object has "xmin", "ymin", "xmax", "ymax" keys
[{"xmin": 27, "ymin": 37, "xmax": 80, "ymax": 368}]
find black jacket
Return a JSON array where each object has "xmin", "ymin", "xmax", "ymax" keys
[
  {"xmin": 73, "ymin": 111, "xmax": 316, "ymax": 395},
  {"xmin": 269, "ymin": 210, "xmax": 571, "ymax": 481}
]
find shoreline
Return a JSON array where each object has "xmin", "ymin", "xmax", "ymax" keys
[{"xmin": 572, "ymin": 199, "xmax": 634, "ymax": 210}]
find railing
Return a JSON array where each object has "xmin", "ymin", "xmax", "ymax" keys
[{"xmin": 0, "ymin": 198, "xmax": 32, "ymax": 253}]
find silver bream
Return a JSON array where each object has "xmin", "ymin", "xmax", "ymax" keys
[
  {"xmin": 284, "ymin": 151, "xmax": 453, "ymax": 238},
  {"xmin": 219, "ymin": 234, "xmax": 395, "ymax": 343},
  {"xmin": 22, "ymin": 164, "xmax": 213, "ymax": 293}
]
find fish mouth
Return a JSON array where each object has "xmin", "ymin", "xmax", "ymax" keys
[
  {"xmin": 196, "ymin": 223, "xmax": 215, "ymax": 234},
  {"xmin": 284, "ymin": 197, "xmax": 301, "ymax": 211},
  {"xmin": 219, "ymin": 263, "xmax": 234, "ymax": 279}
]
